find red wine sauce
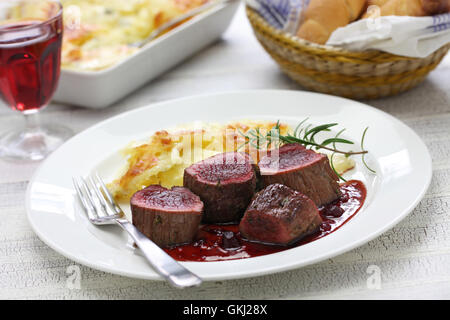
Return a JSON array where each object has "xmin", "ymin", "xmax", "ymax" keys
[{"xmin": 164, "ymin": 180, "xmax": 367, "ymax": 262}]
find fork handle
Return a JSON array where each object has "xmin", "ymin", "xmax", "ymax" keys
[{"xmin": 114, "ymin": 218, "xmax": 202, "ymax": 288}]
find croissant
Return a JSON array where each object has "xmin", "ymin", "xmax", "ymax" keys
[{"xmin": 296, "ymin": 0, "xmax": 367, "ymax": 44}]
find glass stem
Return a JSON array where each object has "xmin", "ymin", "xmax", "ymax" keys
[{"xmin": 24, "ymin": 111, "xmax": 42, "ymax": 135}]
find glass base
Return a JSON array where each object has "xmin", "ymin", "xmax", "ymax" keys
[{"xmin": 0, "ymin": 123, "xmax": 72, "ymax": 161}]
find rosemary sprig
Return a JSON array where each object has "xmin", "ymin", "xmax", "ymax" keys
[
  {"xmin": 238, "ymin": 119, "xmax": 376, "ymax": 179},
  {"xmin": 330, "ymin": 128, "xmax": 347, "ymax": 182},
  {"xmin": 361, "ymin": 127, "xmax": 376, "ymax": 174}
]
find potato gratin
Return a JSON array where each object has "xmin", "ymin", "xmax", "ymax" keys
[
  {"xmin": 108, "ymin": 121, "xmax": 355, "ymax": 203},
  {"xmin": 61, "ymin": 0, "xmax": 208, "ymax": 71},
  {"xmin": 6, "ymin": 0, "xmax": 208, "ymax": 71}
]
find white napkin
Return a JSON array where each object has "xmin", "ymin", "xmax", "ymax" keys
[{"xmin": 327, "ymin": 13, "xmax": 450, "ymax": 58}]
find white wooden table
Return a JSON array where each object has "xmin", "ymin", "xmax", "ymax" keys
[{"xmin": 1, "ymin": 4, "xmax": 450, "ymax": 300}]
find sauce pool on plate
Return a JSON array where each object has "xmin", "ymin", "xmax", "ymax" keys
[{"xmin": 164, "ymin": 180, "xmax": 367, "ymax": 262}]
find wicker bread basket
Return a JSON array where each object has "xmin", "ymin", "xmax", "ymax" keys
[{"xmin": 246, "ymin": 6, "xmax": 450, "ymax": 100}]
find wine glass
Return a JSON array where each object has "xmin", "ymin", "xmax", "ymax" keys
[{"xmin": 0, "ymin": 0, "xmax": 72, "ymax": 161}]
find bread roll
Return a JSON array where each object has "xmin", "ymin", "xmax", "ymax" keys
[
  {"xmin": 363, "ymin": 0, "xmax": 450, "ymax": 18},
  {"xmin": 367, "ymin": 0, "xmax": 390, "ymax": 6},
  {"xmin": 297, "ymin": 0, "xmax": 367, "ymax": 44},
  {"xmin": 380, "ymin": 0, "xmax": 427, "ymax": 16},
  {"xmin": 421, "ymin": 0, "xmax": 450, "ymax": 14}
]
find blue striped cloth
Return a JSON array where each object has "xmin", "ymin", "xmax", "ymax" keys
[
  {"xmin": 246, "ymin": 0, "xmax": 307, "ymax": 31},
  {"xmin": 430, "ymin": 13, "xmax": 450, "ymax": 32}
]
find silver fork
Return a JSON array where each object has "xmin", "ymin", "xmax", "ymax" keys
[{"xmin": 72, "ymin": 173, "xmax": 202, "ymax": 288}]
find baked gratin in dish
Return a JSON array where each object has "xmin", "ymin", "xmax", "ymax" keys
[{"xmin": 7, "ymin": 0, "xmax": 209, "ymax": 71}]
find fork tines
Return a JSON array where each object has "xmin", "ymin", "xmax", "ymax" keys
[{"xmin": 73, "ymin": 173, "xmax": 122, "ymax": 223}]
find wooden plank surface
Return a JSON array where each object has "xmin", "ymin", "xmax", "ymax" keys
[{"xmin": 0, "ymin": 4, "xmax": 449, "ymax": 299}]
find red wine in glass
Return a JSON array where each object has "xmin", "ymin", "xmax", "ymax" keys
[
  {"xmin": 0, "ymin": 1, "xmax": 71, "ymax": 161},
  {"xmin": 0, "ymin": 20, "xmax": 62, "ymax": 113}
]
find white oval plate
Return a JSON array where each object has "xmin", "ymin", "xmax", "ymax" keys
[{"xmin": 26, "ymin": 90, "xmax": 432, "ymax": 281}]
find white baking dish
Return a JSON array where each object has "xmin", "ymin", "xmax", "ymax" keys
[{"xmin": 53, "ymin": 1, "xmax": 240, "ymax": 108}]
